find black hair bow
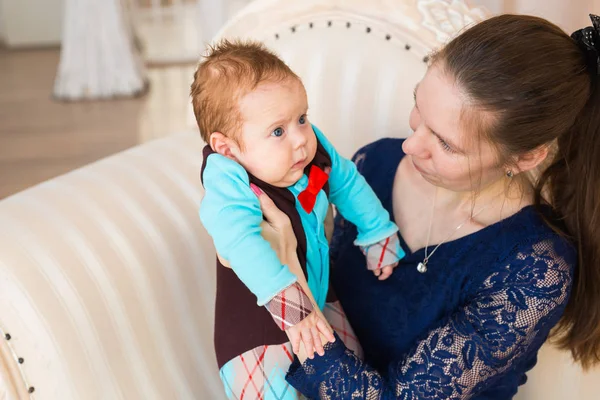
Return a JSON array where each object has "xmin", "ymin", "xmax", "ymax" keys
[{"xmin": 571, "ymin": 14, "xmax": 600, "ymax": 76}]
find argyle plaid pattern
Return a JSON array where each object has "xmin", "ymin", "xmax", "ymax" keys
[
  {"xmin": 219, "ymin": 343, "xmax": 301, "ymax": 400},
  {"xmin": 265, "ymin": 283, "xmax": 313, "ymax": 330},
  {"xmin": 359, "ymin": 233, "xmax": 403, "ymax": 271},
  {"xmin": 218, "ymin": 301, "xmax": 362, "ymax": 400},
  {"xmin": 322, "ymin": 301, "xmax": 364, "ymax": 360}
]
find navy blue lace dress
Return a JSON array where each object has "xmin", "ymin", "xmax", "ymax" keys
[{"xmin": 286, "ymin": 138, "xmax": 577, "ymax": 399}]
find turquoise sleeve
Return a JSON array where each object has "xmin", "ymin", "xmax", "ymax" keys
[
  {"xmin": 312, "ymin": 125, "xmax": 399, "ymax": 246},
  {"xmin": 200, "ymin": 154, "xmax": 297, "ymax": 305}
]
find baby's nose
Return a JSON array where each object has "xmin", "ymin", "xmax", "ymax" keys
[{"xmin": 292, "ymin": 129, "xmax": 308, "ymax": 148}]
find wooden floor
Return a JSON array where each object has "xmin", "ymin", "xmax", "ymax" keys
[{"xmin": 0, "ymin": 47, "xmax": 197, "ymax": 199}]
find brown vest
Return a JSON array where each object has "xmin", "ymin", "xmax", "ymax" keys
[{"xmin": 200, "ymin": 140, "xmax": 333, "ymax": 369}]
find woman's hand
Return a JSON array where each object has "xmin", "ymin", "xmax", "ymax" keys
[
  {"xmin": 250, "ymin": 183, "xmax": 299, "ymax": 267},
  {"xmin": 217, "ymin": 183, "xmax": 298, "ymax": 268},
  {"xmin": 248, "ymin": 184, "xmax": 334, "ymax": 356},
  {"xmin": 218, "ymin": 183, "xmax": 335, "ymax": 362}
]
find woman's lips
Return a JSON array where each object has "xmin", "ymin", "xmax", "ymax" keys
[{"xmin": 412, "ymin": 160, "xmax": 427, "ymax": 175}]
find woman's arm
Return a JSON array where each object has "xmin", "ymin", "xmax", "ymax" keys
[
  {"xmin": 203, "ymin": 158, "xmax": 335, "ymax": 355},
  {"xmin": 201, "ymin": 154, "xmax": 298, "ymax": 305},
  {"xmin": 217, "ymin": 187, "xmax": 336, "ymax": 344},
  {"xmin": 287, "ymin": 238, "xmax": 574, "ymax": 399}
]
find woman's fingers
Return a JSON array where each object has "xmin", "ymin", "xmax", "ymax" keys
[
  {"xmin": 291, "ymin": 331, "xmax": 302, "ymax": 355},
  {"xmin": 251, "ymin": 183, "xmax": 291, "ymax": 229},
  {"xmin": 216, "ymin": 252, "xmax": 231, "ymax": 269},
  {"xmin": 311, "ymin": 327, "xmax": 325, "ymax": 356},
  {"xmin": 316, "ymin": 317, "xmax": 336, "ymax": 343},
  {"xmin": 324, "ymin": 205, "xmax": 335, "ymax": 244},
  {"xmin": 251, "ymin": 183, "xmax": 297, "ymax": 264},
  {"xmin": 302, "ymin": 328, "xmax": 315, "ymax": 359}
]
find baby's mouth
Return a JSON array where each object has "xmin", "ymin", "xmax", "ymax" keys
[{"xmin": 292, "ymin": 158, "xmax": 307, "ymax": 170}]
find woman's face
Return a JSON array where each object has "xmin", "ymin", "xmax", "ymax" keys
[{"xmin": 402, "ymin": 64, "xmax": 504, "ymax": 192}]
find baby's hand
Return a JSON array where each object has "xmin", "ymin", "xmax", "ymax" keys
[
  {"xmin": 360, "ymin": 234, "xmax": 403, "ymax": 280},
  {"xmin": 285, "ymin": 310, "xmax": 335, "ymax": 358},
  {"xmin": 265, "ymin": 282, "xmax": 335, "ymax": 357},
  {"xmin": 373, "ymin": 262, "xmax": 398, "ymax": 281}
]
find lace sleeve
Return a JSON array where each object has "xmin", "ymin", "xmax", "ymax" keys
[{"xmin": 286, "ymin": 239, "xmax": 574, "ymax": 399}]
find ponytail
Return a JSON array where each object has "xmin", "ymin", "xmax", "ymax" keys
[{"xmin": 538, "ymin": 77, "xmax": 600, "ymax": 369}]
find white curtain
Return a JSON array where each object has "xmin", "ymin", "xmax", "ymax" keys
[
  {"xmin": 52, "ymin": 0, "xmax": 249, "ymax": 100},
  {"xmin": 53, "ymin": 0, "xmax": 147, "ymax": 100}
]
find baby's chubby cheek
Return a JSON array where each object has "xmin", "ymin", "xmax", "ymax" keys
[
  {"xmin": 274, "ymin": 162, "xmax": 305, "ymax": 187},
  {"xmin": 285, "ymin": 168, "xmax": 305, "ymax": 185},
  {"xmin": 246, "ymin": 154, "xmax": 299, "ymax": 187}
]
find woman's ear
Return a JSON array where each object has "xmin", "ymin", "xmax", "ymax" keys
[
  {"xmin": 210, "ymin": 132, "xmax": 238, "ymax": 160},
  {"xmin": 513, "ymin": 145, "xmax": 549, "ymax": 174}
]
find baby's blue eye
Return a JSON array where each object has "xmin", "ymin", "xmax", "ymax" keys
[
  {"xmin": 272, "ymin": 127, "xmax": 284, "ymax": 137},
  {"xmin": 299, "ymin": 115, "xmax": 306, "ymax": 125}
]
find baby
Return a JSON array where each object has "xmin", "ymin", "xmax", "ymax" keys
[{"xmin": 192, "ymin": 39, "xmax": 404, "ymax": 399}]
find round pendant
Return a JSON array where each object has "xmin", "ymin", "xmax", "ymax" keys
[{"xmin": 417, "ymin": 262, "xmax": 427, "ymax": 273}]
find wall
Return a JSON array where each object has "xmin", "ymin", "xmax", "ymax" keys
[
  {"xmin": 471, "ymin": 0, "xmax": 504, "ymax": 14},
  {"xmin": 1, "ymin": 0, "xmax": 64, "ymax": 47},
  {"xmin": 471, "ymin": 0, "xmax": 599, "ymax": 33},
  {"xmin": 506, "ymin": 0, "xmax": 595, "ymax": 33},
  {"xmin": 1, "ymin": 0, "xmax": 597, "ymax": 49},
  {"xmin": 0, "ymin": 1, "xmax": 5, "ymax": 45}
]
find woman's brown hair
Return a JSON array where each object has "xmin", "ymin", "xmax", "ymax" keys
[{"xmin": 433, "ymin": 14, "xmax": 600, "ymax": 368}]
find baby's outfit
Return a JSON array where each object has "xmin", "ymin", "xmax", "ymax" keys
[{"xmin": 200, "ymin": 125, "xmax": 404, "ymax": 399}]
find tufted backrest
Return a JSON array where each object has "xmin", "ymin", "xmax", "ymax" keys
[{"xmin": 213, "ymin": 0, "xmax": 488, "ymax": 158}]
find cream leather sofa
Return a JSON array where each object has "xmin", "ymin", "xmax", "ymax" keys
[{"xmin": 1, "ymin": 0, "xmax": 598, "ymax": 399}]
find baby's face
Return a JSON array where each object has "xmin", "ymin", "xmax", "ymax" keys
[{"xmin": 234, "ymin": 78, "xmax": 317, "ymax": 187}]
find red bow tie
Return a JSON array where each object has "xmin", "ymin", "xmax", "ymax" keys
[{"xmin": 298, "ymin": 165, "xmax": 329, "ymax": 213}]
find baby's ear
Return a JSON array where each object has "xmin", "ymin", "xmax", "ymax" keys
[{"xmin": 210, "ymin": 132, "xmax": 238, "ymax": 160}]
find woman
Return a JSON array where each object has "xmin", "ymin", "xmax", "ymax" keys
[{"xmin": 251, "ymin": 13, "xmax": 600, "ymax": 399}]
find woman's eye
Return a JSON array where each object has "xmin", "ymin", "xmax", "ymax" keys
[
  {"xmin": 438, "ymin": 137, "xmax": 455, "ymax": 153},
  {"xmin": 271, "ymin": 127, "xmax": 284, "ymax": 137},
  {"xmin": 299, "ymin": 115, "xmax": 307, "ymax": 125}
]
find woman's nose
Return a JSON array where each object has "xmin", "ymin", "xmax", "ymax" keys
[{"xmin": 402, "ymin": 128, "xmax": 431, "ymax": 159}]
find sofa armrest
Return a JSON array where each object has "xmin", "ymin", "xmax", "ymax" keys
[{"xmin": 0, "ymin": 131, "xmax": 225, "ymax": 399}]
